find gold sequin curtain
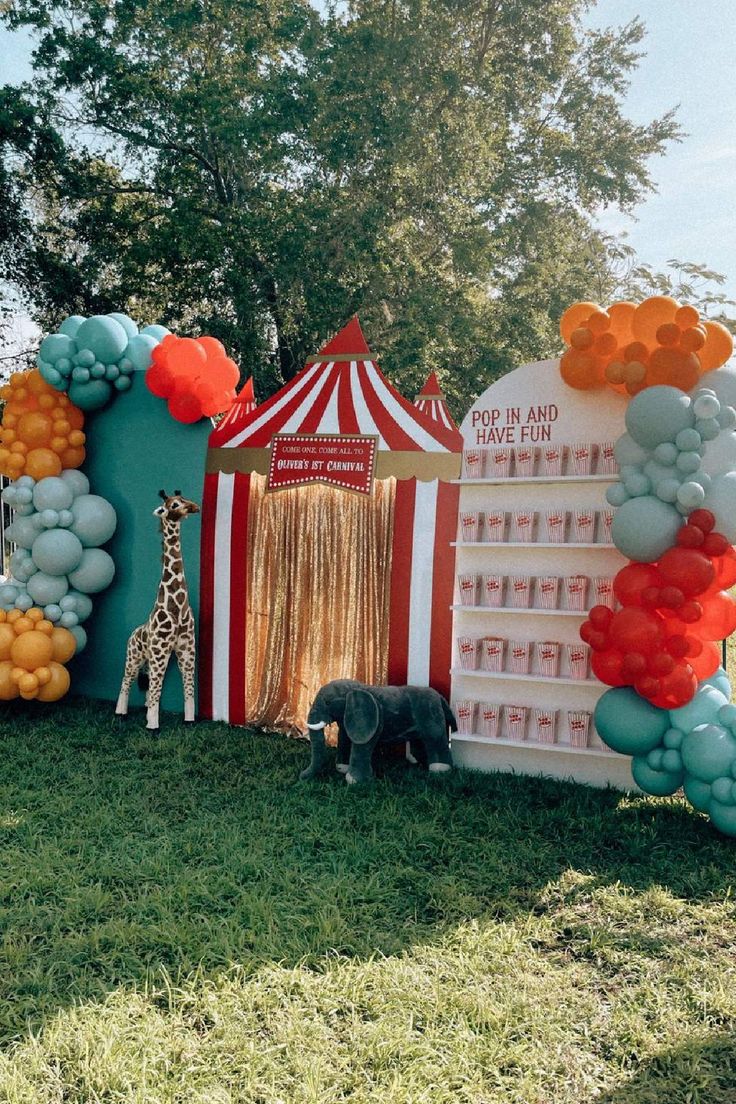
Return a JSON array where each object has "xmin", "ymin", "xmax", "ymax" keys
[{"xmin": 245, "ymin": 474, "xmax": 395, "ymax": 731}]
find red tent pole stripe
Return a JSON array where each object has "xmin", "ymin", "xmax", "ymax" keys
[
  {"xmin": 298, "ymin": 367, "xmax": 341, "ymax": 434},
  {"xmin": 406, "ymin": 479, "xmax": 439, "ymax": 684},
  {"xmin": 387, "ymin": 478, "xmax": 416, "ymax": 684},
  {"xmin": 429, "ymin": 480, "xmax": 459, "ymax": 700},
  {"xmin": 228, "ymin": 472, "xmax": 250, "ymax": 726},
  {"xmin": 198, "ymin": 471, "xmax": 219, "ymax": 720},
  {"xmin": 337, "ymin": 364, "xmax": 361, "ymax": 433},
  {"xmin": 211, "ymin": 474, "xmax": 235, "ymax": 720}
]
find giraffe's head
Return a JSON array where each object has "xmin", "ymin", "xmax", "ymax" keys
[{"xmin": 154, "ymin": 489, "xmax": 200, "ymax": 522}]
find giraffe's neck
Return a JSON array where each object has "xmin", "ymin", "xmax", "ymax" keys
[{"xmin": 157, "ymin": 518, "xmax": 188, "ymax": 600}]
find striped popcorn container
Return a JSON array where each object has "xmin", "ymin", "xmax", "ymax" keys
[
  {"xmin": 508, "ymin": 640, "xmax": 531, "ymax": 674},
  {"xmin": 542, "ymin": 444, "xmax": 565, "ymax": 475},
  {"xmin": 504, "ymin": 705, "xmax": 528, "ymax": 740},
  {"xmin": 458, "ymin": 574, "xmax": 478, "ymax": 606},
  {"xmin": 535, "ymin": 640, "xmax": 561, "ymax": 677},
  {"xmin": 535, "ymin": 575, "xmax": 560, "ymax": 609},
  {"xmin": 511, "ymin": 510, "xmax": 535, "ymax": 542},
  {"xmin": 487, "ymin": 448, "xmax": 513, "ymax": 478},
  {"xmin": 479, "ymin": 702, "xmax": 501, "ymax": 739},
  {"xmin": 457, "ymin": 637, "xmax": 478, "ymax": 670},
  {"xmin": 598, "ymin": 510, "xmax": 614, "ymax": 544},
  {"xmin": 569, "ymin": 442, "xmax": 593, "ymax": 475},
  {"xmin": 573, "ymin": 509, "xmax": 595, "ymax": 543},
  {"xmin": 568, "ymin": 711, "xmax": 592, "ymax": 748},
  {"xmin": 481, "ymin": 636, "xmax": 505, "ymax": 671},
  {"xmin": 509, "ymin": 575, "xmax": 532, "ymax": 608},
  {"xmin": 533, "ymin": 708, "xmax": 558, "ymax": 744},
  {"xmin": 598, "ymin": 441, "xmax": 617, "ymax": 474},
  {"xmin": 592, "ymin": 576, "xmax": 615, "ymax": 609},
  {"xmin": 544, "ymin": 509, "xmax": 567, "ymax": 543},
  {"xmin": 481, "ymin": 573, "xmax": 504, "ymax": 607},
  {"xmin": 514, "ymin": 445, "xmax": 536, "ymax": 477},
  {"xmin": 463, "ymin": 449, "xmax": 484, "ymax": 478},
  {"xmin": 485, "ymin": 509, "xmax": 506, "ymax": 542},
  {"xmin": 460, "ymin": 511, "xmax": 480, "ymax": 543},
  {"xmin": 455, "ymin": 700, "xmax": 476, "ymax": 735},
  {"xmin": 566, "ymin": 643, "xmax": 590, "ymax": 679},
  {"xmin": 564, "ymin": 575, "xmax": 589, "ymax": 611}
]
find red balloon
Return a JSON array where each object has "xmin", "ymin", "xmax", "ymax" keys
[
  {"xmin": 657, "ymin": 546, "xmax": 715, "ymax": 596},
  {"xmin": 198, "ymin": 336, "xmax": 227, "ymax": 360},
  {"xmin": 689, "ymin": 641, "xmax": 721, "ymax": 680},
  {"xmin": 589, "ymin": 605, "xmax": 614, "ymax": 629},
  {"xmin": 634, "ymin": 675, "xmax": 660, "ymax": 700},
  {"xmin": 676, "ymin": 524, "xmax": 705, "ymax": 548},
  {"xmin": 146, "ymin": 362, "xmax": 176, "ymax": 399},
  {"xmin": 703, "ymin": 532, "xmax": 729, "ymax": 557},
  {"xmin": 207, "ymin": 356, "xmax": 240, "ymax": 390},
  {"xmin": 713, "ymin": 547, "xmax": 736, "ymax": 589},
  {"xmin": 693, "ymin": 590, "xmax": 736, "ymax": 639},
  {"xmin": 608, "ymin": 607, "xmax": 664, "ymax": 653},
  {"xmin": 688, "ymin": 509, "xmax": 715, "ymax": 533},
  {"xmin": 150, "ymin": 344, "xmax": 170, "ymax": 368},
  {"xmin": 650, "ymin": 665, "xmax": 697, "ymax": 709},
  {"xmin": 648, "ymin": 651, "xmax": 675, "ymax": 676},
  {"xmin": 591, "ymin": 649, "xmax": 626, "ymax": 686},
  {"xmin": 679, "ymin": 601, "xmax": 703, "ymax": 623},
  {"xmin": 613, "ymin": 563, "xmax": 661, "ymax": 607},
  {"xmin": 170, "ymin": 338, "xmax": 207, "ymax": 375},
  {"xmin": 167, "ymin": 392, "xmax": 203, "ymax": 424},
  {"xmin": 659, "ymin": 586, "xmax": 685, "ymax": 609},
  {"xmin": 621, "ymin": 652, "xmax": 647, "ymax": 678},
  {"xmin": 665, "ymin": 634, "xmax": 690, "ymax": 658}
]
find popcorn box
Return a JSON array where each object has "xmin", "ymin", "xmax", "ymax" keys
[
  {"xmin": 535, "ymin": 575, "xmax": 560, "ymax": 610},
  {"xmin": 457, "ymin": 637, "xmax": 478, "ymax": 671},
  {"xmin": 566, "ymin": 643, "xmax": 590, "ymax": 679},
  {"xmin": 508, "ymin": 640, "xmax": 531, "ymax": 674},
  {"xmin": 479, "ymin": 703, "xmax": 501, "ymax": 739},
  {"xmin": 533, "ymin": 708, "xmax": 558, "ymax": 744},
  {"xmin": 486, "ymin": 448, "xmax": 513, "ymax": 479},
  {"xmin": 511, "ymin": 510, "xmax": 535, "ymax": 542},
  {"xmin": 569, "ymin": 442, "xmax": 593, "ymax": 475},
  {"xmin": 542, "ymin": 444, "xmax": 565, "ymax": 476},
  {"xmin": 598, "ymin": 509, "xmax": 614, "ymax": 544},
  {"xmin": 455, "ymin": 700, "xmax": 476, "ymax": 735},
  {"xmin": 592, "ymin": 576, "xmax": 615, "ymax": 610},
  {"xmin": 485, "ymin": 509, "xmax": 506, "ymax": 542},
  {"xmin": 598, "ymin": 441, "xmax": 617, "ymax": 475},
  {"xmin": 460, "ymin": 511, "xmax": 480, "ymax": 543},
  {"xmin": 565, "ymin": 575, "xmax": 589, "ymax": 611},
  {"xmin": 573, "ymin": 509, "xmax": 595, "ymax": 543},
  {"xmin": 514, "ymin": 446, "xmax": 536, "ymax": 477},
  {"xmin": 504, "ymin": 704, "xmax": 529, "ymax": 740},
  {"xmin": 481, "ymin": 636, "xmax": 505, "ymax": 672},
  {"xmin": 481, "ymin": 573, "xmax": 504, "ymax": 608},
  {"xmin": 458, "ymin": 573, "xmax": 478, "ymax": 606},
  {"xmin": 536, "ymin": 640, "xmax": 561, "ymax": 677},
  {"xmin": 544, "ymin": 509, "xmax": 567, "ymax": 543},
  {"xmin": 463, "ymin": 449, "xmax": 483, "ymax": 479},
  {"xmin": 568, "ymin": 711, "xmax": 592, "ymax": 748},
  {"xmin": 509, "ymin": 575, "xmax": 532, "ymax": 608}
]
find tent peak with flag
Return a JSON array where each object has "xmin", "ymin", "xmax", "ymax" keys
[{"xmin": 414, "ymin": 372, "xmax": 459, "ymax": 432}]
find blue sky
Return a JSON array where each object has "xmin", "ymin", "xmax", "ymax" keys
[{"xmin": 1, "ymin": 0, "xmax": 735, "ymax": 330}]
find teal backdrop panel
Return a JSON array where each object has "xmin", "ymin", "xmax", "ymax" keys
[{"xmin": 71, "ymin": 374, "xmax": 211, "ymax": 713}]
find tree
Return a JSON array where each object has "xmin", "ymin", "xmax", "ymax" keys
[{"xmin": 0, "ymin": 0, "xmax": 680, "ymax": 413}]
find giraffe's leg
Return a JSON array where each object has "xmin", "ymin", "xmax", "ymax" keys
[
  {"xmin": 145, "ymin": 651, "xmax": 170, "ymax": 732},
  {"xmin": 116, "ymin": 630, "xmax": 146, "ymax": 717},
  {"xmin": 175, "ymin": 634, "xmax": 196, "ymax": 723}
]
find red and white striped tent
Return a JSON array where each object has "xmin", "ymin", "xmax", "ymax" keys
[
  {"xmin": 414, "ymin": 371, "xmax": 459, "ymax": 432},
  {"xmin": 199, "ymin": 317, "xmax": 462, "ymax": 725},
  {"xmin": 210, "ymin": 377, "xmax": 257, "ymax": 440}
]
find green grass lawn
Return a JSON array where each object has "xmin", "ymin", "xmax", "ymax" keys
[{"xmin": 0, "ymin": 700, "xmax": 735, "ymax": 1103}]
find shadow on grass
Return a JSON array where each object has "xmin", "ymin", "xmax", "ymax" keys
[
  {"xmin": 592, "ymin": 1033, "xmax": 736, "ymax": 1104},
  {"xmin": 0, "ymin": 695, "xmax": 732, "ymax": 1045}
]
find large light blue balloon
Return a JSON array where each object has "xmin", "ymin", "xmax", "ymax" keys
[
  {"xmin": 631, "ymin": 756, "xmax": 684, "ymax": 796},
  {"xmin": 70, "ymin": 494, "xmax": 117, "ymax": 547},
  {"xmin": 59, "ymin": 470, "xmax": 90, "ymax": 498},
  {"xmin": 0, "ymin": 584, "xmax": 20, "ymax": 610},
  {"xmin": 683, "ymin": 776, "xmax": 712, "ymax": 813},
  {"xmin": 27, "ymin": 570, "xmax": 69, "ymax": 606},
  {"xmin": 708, "ymin": 800, "xmax": 736, "ymax": 836},
  {"xmin": 594, "ymin": 687, "xmax": 670, "ymax": 756},
  {"xmin": 107, "ymin": 313, "xmax": 138, "ymax": 340},
  {"xmin": 140, "ymin": 324, "xmax": 169, "ymax": 341},
  {"xmin": 32, "ymin": 477, "xmax": 74, "ymax": 513},
  {"xmin": 625, "ymin": 386, "xmax": 695, "ymax": 450},
  {"xmin": 670, "ymin": 683, "xmax": 728, "ymax": 732},
  {"xmin": 68, "ymin": 379, "xmax": 113, "ymax": 412},
  {"xmin": 70, "ymin": 625, "xmax": 88, "ymax": 654},
  {"xmin": 74, "ymin": 315, "xmax": 128, "ymax": 362},
  {"xmin": 31, "ymin": 529, "xmax": 84, "ymax": 576},
  {"xmin": 5, "ymin": 516, "xmax": 39, "ymax": 550},
  {"xmin": 39, "ymin": 332, "xmax": 76, "ymax": 364},
  {"xmin": 613, "ymin": 432, "xmax": 648, "ymax": 468},
  {"xmin": 610, "ymin": 495, "xmax": 682, "ymax": 562},
  {"xmin": 705, "ymin": 668, "xmax": 732, "ymax": 697},
  {"xmin": 67, "ymin": 548, "xmax": 115, "ymax": 593},
  {"xmin": 59, "ymin": 315, "xmax": 85, "ymax": 338},
  {"xmin": 681, "ymin": 723, "xmax": 736, "ymax": 783},
  {"xmin": 126, "ymin": 333, "xmax": 157, "ymax": 371},
  {"xmin": 702, "ymin": 472, "xmax": 736, "ymax": 542}
]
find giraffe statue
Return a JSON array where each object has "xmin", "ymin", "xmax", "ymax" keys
[{"xmin": 115, "ymin": 489, "xmax": 199, "ymax": 732}]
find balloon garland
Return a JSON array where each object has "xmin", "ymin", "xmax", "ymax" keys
[
  {"xmin": 145, "ymin": 335, "xmax": 239, "ymax": 423},
  {"xmin": 559, "ymin": 299, "xmax": 736, "ymax": 835}
]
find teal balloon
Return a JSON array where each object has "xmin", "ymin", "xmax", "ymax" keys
[
  {"xmin": 676, "ymin": 481, "xmax": 705, "ymax": 509},
  {"xmin": 708, "ymin": 800, "xmax": 736, "ymax": 837},
  {"xmin": 114, "ymin": 375, "xmax": 133, "ymax": 392},
  {"xmin": 90, "ymin": 362, "xmax": 106, "ymax": 379},
  {"xmin": 719, "ymin": 704, "xmax": 736, "ymax": 729},
  {"xmin": 676, "ymin": 451, "xmax": 701, "ymax": 474},
  {"xmin": 606, "ymin": 483, "xmax": 629, "ymax": 507},
  {"xmin": 43, "ymin": 604, "xmax": 62, "ymax": 623},
  {"xmin": 624, "ymin": 472, "xmax": 651, "ymax": 497},
  {"xmin": 27, "ymin": 570, "xmax": 69, "ymax": 606},
  {"xmin": 703, "ymin": 472, "xmax": 736, "ymax": 542},
  {"xmin": 684, "ymin": 779, "xmax": 711, "ymax": 813},
  {"xmin": 105, "ymin": 364, "xmax": 120, "ymax": 381},
  {"xmin": 58, "ymin": 509, "xmax": 73, "ymax": 528},
  {"xmin": 675, "ymin": 428, "xmax": 702, "ymax": 451},
  {"xmin": 0, "ymin": 585, "xmax": 19, "ymax": 610},
  {"xmin": 70, "ymin": 494, "xmax": 117, "ymax": 547},
  {"xmin": 60, "ymin": 611, "xmax": 78, "ymax": 627},
  {"xmin": 711, "ymin": 776, "xmax": 735, "ymax": 805},
  {"xmin": 594, "ymin": 687, "xmax": 669, "ymax": 755},
  {"xmin": 663, "ymin": 728, "xmax": 684, "ymax": 750},
  {"xmin": 39, "ymin": 333, "xmax": 76, "ymax": 364},
  {"xmin": 6, "ymin": 516, "xmax": 39, "ymax": 550},
  {"xmin": 74, "ymin": 349, "xmax": 96, "ymax": 368},
  {"xmin": 140, "ymin": 324, "xmax": 169, "ymax": 341},
  {"xmin": 126, "ymin": 333, "xmax": 157, "ymax": 371},
  {"xmin": 707, "ymin": 668, "xmax": 732, "ymax": 697},
  {"xmin": 681, "ymin": 723, "xmax": 736, "ymax": 783},
  {"xmin": 62, "ymin": 590, "xmax": 93, "ymax": 622},
  {"xmin": 653, "ymin": 442, "xmax": 678, "ymax": 465},
  {"xmin": 656, "ymin": 478, "xmax": 681, "ymax": 503},
  {"xmin": 693, "ymin": 393, "xmax": 720, "ymax": 419},
  {"xmin": 55, "ymin": 357, "xmax": 72, "ymax": 375},
  {"xmin": 118, "ymin": 357, "xmax": 134, "ymax": 375},
  {"xmin": 70, "ymin": 625, "xmax": 88, "ymax": 653},
  {"xmin": 695, "ymin": 418, "xmax": 720, "ymax": 441},
  {"xmin": 40, "ymin": 509, "xmax": 59, "ymax": 528},
  {"xmin": 9, "ymin": 549, "xmax": 36, "ymax": 582},
  {"xmin": 31, "ymin": 529, "xmax": 83, "ymax": 575},
  {"xmin": 40, "ymin": 365, "xmax": 62, "ymax": 388},
  {"xmin": 59, "ymin": 315, "xmax": 85, "ymax": 338},
  {"xmin": 33, "ymin": 477, "xmax": 74, "ymax": 513},
  {"xmin": 14, "ymin": 593, "xmax": 32, "ymax": 611},
  {"xmin": 107, "ymin": 312, "xmax": 138, "ymax": 340},
  {"xmin": 67, "ymin": 548, "xmax": 115, "ymax": 594},
  {"xmin": 661, "ymin": 749, "xmax": 683, "ymax": 773},
  {"xmin": 59, "ymin": 470, "xmax": 90, "ymax": 498},
  {"xmin": 670, "ymin": 683, "xmax": 728, "ymax": 731},
  {"xmin": 644, "ymin": 459, "xmax": 677, "ymax": 485},
  {"xmin": 610, "ymin": 495, "xmax": 682, "ymax": 562},
  {"xmin": 631, "ymin": 756, "xmax": 684, "ymax": 796},
  {"xmin": 625, "ymin": 386, "xmax": 695, "ymax": 449},
  {"xmin": 74, "ymin": 315, "xmax": 128, "ymax": 362},
  {"xmin": 613, "ymin": 432, "xmax": 648, "ymax": 467},
  {"xmin": 68, "ymin": 379, "xmax": 113, "ymax": 411},
  {"xmin": 72, "ymin": 366, "xmax": 91, "ymax": 383}
]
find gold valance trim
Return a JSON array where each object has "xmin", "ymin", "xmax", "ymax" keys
[{"xmin": 206, "ymin": 447, "xmax": 460, "ymax": 482}]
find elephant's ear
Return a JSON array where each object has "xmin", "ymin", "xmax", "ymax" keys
[{"xmin": 344, "ymin": 689, "xmax": 381, "ymax": 745}]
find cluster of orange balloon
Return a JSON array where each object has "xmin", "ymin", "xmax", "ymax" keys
[
  {"xmin": 560, "ymin": 298, "xmax": 734, "ymax": 395},
  {"xmin": 145, "ymin": 335, "xmax": 240, "ymax": 423},
  {"xmin": 0, "ymin": 608, "xmax": 76, "ymax": 701},
  {"xmin": 0, "ymin": 370, "xmax": 86, "ymax": 480}
]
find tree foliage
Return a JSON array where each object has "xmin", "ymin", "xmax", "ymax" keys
[{"xmin": 0, "ymin": 0, "xmax": 681, "ymax": 411}]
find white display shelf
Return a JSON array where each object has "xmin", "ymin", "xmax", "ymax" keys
[
  {"xmin": 453, "ymin": 474, "xmax": 616, "ymax": 486},
  {"xmin": 452, "ymin": 732, "xmax": 616, "ymax": 758},
  {"xmin": 452, "ymin": 605, "xmax": 586, "ymax": 617},
  {"xmin": 451, "ymin": 668, "xmax": 600, "ymax": 688},
  {"xmin": 452, "ymin": 541, "xmax": 615, "ymax": 550}
]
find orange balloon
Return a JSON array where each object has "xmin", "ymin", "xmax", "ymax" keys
[
  {"xmin": 559, "ymin": 348, "xmax": 601, "ymax": 390},
  {"xmin": 607, "ymin": 301, "xmax": 637, "ymax": 344},
  {"xmin": 24, "ymin": 448, "xmax": 62, "ymax": 481},
  {"xmin": 0, "ymin": 624, "xmax": 15, "ymax": 660},
  {"xmin": 16, "ymin": 412, "xmax": 52, "ymax": 448},
  {"xmin": 10, "ymin": 630, "xmax": 54, "ymax": 670},
  {"xmin": 12, "ymin": 617, "xmax": 34, "ymax": 636},
  {"xmin": 669, "ymin": 352, "xmax": 701, "ymax": 392},
  {"xmin": 656, "ymin": 323, "xmax": 680, "ymax": 347},
  {"xmin": 594, "ymin": 332, "xmax": 618, "ymax": 357},
  {"xmin": 647, "ymin": 346, "xmax": 681, "ymax": 386},
  {"xmin": 60, "ymin": 447, "xmax": 86, "ymax": 469},
  {"xmin": 699, "ymin": 321, "xmax": 734, "ymax": 372},
  {"xmin": 605, "ymin": 361, "xmax": 625, "ymax": 384},
  {"xmin": 587, "ymin": 310, "xmax": 611, "ymax": 335},
  {"xmin": 560, "ymin": 302, "xmax": 600, "ymax": 344},
  {"xmin": 570, "ymin": 327, "xmax": 594, "ymax": 350},
  {"xmin": 680, "ymin": 326, "xmax": 706, "ymax": 354},
  {"xmin": 0, "ymin": 661, "xmax": 19, "ymax": 701},
  {"xmin": 50, "ymin": 627, "xmax": 76, "ymax": 664},
  {"xmin": 623, "ymin": 341, "xmax": 649, "ymax": 364},
  {"xmin": 36, "ymin": 661, "xmax": 70, "ymax": 702},
  {"xmin": 675, "ymin": 304, "xmax": 700, "ymax": 329},
  {"xmin": 632, "ymin": 296, "xmax": 680, "ymax": 346}
]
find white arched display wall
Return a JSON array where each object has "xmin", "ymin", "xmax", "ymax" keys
[{"xmin": 451, "ymin": 359, "xmax": 635, "ymax": 790}]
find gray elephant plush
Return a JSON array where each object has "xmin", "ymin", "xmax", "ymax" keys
[{"xmin": 300, "ymin": 678, "xmax": 457, "ymax": 784}]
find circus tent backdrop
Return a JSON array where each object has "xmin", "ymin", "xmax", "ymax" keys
[
  {"xmin": 414, "ymin": 371, "xmax": 459, "ymax": 432},
  {"xmin": 199, "ymin": 317, "xmax": 463, "ymax": 726},
  {"xmin": 209, "ymin": 377, "xmax": 257, "ymax": 439}
]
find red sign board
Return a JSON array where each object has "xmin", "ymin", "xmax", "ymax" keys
[{"xmin": 267, "ymin": 434, "xmax": 378, "ymax": 495}]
